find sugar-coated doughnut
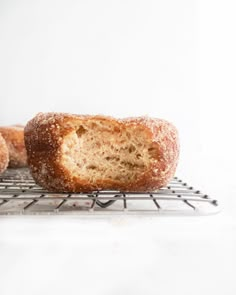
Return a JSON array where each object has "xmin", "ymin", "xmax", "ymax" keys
[
  {"xmin": 0, "ymin": 126, "xmax": 27, "ymax": 168},
  {"xmin": 0, "ymin": 133, "xmax": 9, "ymax": 174},
  {"xmin": 25, "ymin": 113, "xmax": 179, "ymax": 192}
]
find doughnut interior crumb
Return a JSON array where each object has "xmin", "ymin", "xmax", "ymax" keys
[{"xmin": 61, "ymin": 119, "xmax": 158, "ymax": 183}]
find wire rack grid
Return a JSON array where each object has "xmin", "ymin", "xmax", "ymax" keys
[{"xmin": 0, "ymin": 168, "xmax": 219, "ymax": 215}]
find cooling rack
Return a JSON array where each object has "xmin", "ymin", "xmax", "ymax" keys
[{"xmin": 0, "ymin": 168, "xmax": 219, "ymax": 215}]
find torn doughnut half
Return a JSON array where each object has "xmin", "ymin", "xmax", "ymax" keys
[{"xmin": 24, "ymin": 113, "xmax": 179, "ymax": 192}]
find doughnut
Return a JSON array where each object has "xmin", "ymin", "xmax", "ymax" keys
[
  {"xmin": 0, "ymin": 126, "xmax": 27, "ymax": 168},
  {"xmin": 0, "ymin": 133, "xmax": 9, "ymax": 174},
  {"xmin": 25, "ymin": 113, "xmax": 179, "ymax": 192}
]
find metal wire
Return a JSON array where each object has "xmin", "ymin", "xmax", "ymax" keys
[{"xmin": 0, "ymin": 168, "xmax": 219, "ymax": 215}]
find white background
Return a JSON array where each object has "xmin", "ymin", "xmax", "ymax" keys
[{"xmin": 0, "ymin": 1, "xmax": 235, "ymax": 294}]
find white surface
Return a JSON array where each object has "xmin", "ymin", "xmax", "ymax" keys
[
  {"xmin": 0, "ymin": 207, "xmax": 235, "ymax": 295},
  {"xmin": 0, "ymin": 0, "xmax": 236, "ymax": 294}
]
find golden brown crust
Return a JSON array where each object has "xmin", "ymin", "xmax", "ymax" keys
[
  {"xmin": 0, "ymin": 126, "xmax": 27, "ymax": 168},
  {"xmin": 0, "ymin": 133, "xmax": 9, "ymax": 174},
  {"xmin": 25, "ymin": 113, "xmax": 179, "ymax": 192}
]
